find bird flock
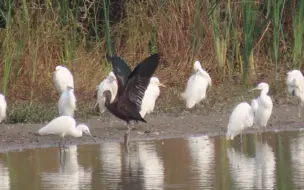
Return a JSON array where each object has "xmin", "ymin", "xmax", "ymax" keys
[{"xmin": 0, "ymin": 54, "xmax": 302, "ymax": 147}]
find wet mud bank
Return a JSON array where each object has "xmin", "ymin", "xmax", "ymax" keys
[{"xmin": 0, "ymin": 104, "xmax": 303, "ymax": 152}]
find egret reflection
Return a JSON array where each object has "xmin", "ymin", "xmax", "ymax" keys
[
  {"xmin": 0, "ymin": 161, "xmax": 9, "ymax": 190},
  {"xmin": 291, "ymin": 133, "xmax": 304, "ymax": 188},
  {"xmin": 138, "ymin": 141, "xmax": 164, "ymax": 190},
  {"xmin": 40, "ymin": 145, "xmax": 92, "ymax": 190},
  {"xmin": 227, "ymin": 141, "xmax": 275, "ymax": 189},
  {"xmin": 188, "ymin": 136, "xmax": 215, "ymax": 189},
  {"xmin": 100, "ymin": 142, "xmax": 122, "ymax": 189}
]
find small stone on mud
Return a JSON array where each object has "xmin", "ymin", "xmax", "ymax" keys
[{"xmin": 137, "ymin": 131, "xmax": 144, "ymax": 135}]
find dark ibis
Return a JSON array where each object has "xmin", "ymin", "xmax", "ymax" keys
[{"xmin": 103, "ymin": 53, "xmax": 161, "ymax": 146}]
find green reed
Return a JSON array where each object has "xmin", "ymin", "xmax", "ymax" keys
[
  {"xmin": 241, "ymin": 0, "xmax": 257, "ymax": 85},
  {"xmin": 292, "ymin": 0, "xmax": 304, "ymax": 68},
  {"xmin": 211, "ymin": 0, "xmax": 233, "ymax": 80},
  {"xmin": 2, "ymin": 0, "xmax": 13, "ymax": 96},
  {"xmin": 30, "ymin": 38, "xmax": 39, "ymax": 105},
  {"xmin": 190, "ymin": 0, "xmax": 204, "ymax": 57},
  {"xmin": 103, "ymin": 0, "xmax": 112, "ymax": 56},
  {"xmin": 273, "ymin": 0, "xmax": 285, "ymax": 84}
]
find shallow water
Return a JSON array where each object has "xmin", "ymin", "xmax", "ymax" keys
[{"xmin": 0, "ymin": 130, "xmax": 303, "ymax": 190}]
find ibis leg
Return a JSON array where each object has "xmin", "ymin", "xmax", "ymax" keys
[
  {"xmin": 145, "ymin": 123, "xmax": 150, "ymax": 133},
  {"xmin": 240, "ymin": 131, "xmax": 243, "ymax": 144},
  {"xmin": 124, "ymin": 125, "xmax": 132, "ymax": 147}
]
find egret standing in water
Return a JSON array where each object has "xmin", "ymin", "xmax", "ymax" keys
[
  {"xmin": 53, "ymin": 65, "xmax": 74, "ymax": 94},
  {"xmin": 58, "ymin": 86, "xmax": 76, "ymax": 117},
  {"xmin": 140, "ymin": 77, "xmax": 165, "ymax": 131},
  {"xmin": 104, "ymin": 53, "xmax": 161, "ymax": 146},
  {"xmin": 0, "ymin": 94, "xmax": 7, "ymax": 123},
  {"xmin": 182, "ymin": 60, "xmax": 212, "ymax": 108},
  {"xmin": 286, "ymin": 70, "xmax": 304, "ymax": 117},
  {"xmin": 38, "ymin": 116, "xmax": 93, "ymax": 147},
  {"xmin": 249, "ymin": 82, "xmax": 273, "ymax": 129},
  {"xmin": 95, "ymin": 72, "xmax": 118, "ymax": 114},
  {"xmin": 226, "ymin": 99, "xmax": 258, "ymax": 143}
]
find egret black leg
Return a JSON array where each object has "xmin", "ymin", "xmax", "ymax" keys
[
  {"xmin": 299, "ymin": 102, "xmax": 303, "ymax": 118},
  {"xmin": 59, "ymin": 137, "xmax": 65, "ymax": 149}
]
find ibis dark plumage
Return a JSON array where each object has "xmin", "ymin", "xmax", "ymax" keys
[{"xmin": 104, "ymin": 53, "xmax": 161, "ymax": 145}]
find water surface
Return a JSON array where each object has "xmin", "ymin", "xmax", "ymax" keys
[{"xmin": 0, "ymin": 130, "xmax": 302, "ymax": 190}]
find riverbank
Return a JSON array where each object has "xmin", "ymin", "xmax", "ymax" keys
[{"xmin": 0, "ymin": 102, "xmax": 303, "ymax": 152}]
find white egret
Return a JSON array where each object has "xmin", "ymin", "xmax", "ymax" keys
[
  {"xmin": 181, "ymin": 60, "xmax": 212, "ymax": 108},
  {"xmin": 226, "ymin": 99, "xmax": 258, "ymax": 143},
  {"xmin": 286, "ymin": 70, "xmax": 304, "ymax": 117},
  {"xmin": 38, "ymin": 116, "xmax": 93, "ymax": 146},
  {"xmin": 249, "ymin": 82, "xmax": 273, "ymax": 129},
  {"xmin": 0, "ymin": 94, "xmax": 7, "ymax": 123},
  {"xmin": 58, "ymin": 86, "xmax": 76, "ymax": 117},
  {"xmin": 286, "ymin": 70, "xmax": 303, "ymax": 94},
  {"xmin": 140, "ymin": 77, "xmax": 165, "ymax": 118},
  {"xmin": 94, "ymin": 72, "xmax": 118, "ymax": 114},
  {"xmin": 53, "ymin": 65, "xmax": 74, "ymax": 94}
]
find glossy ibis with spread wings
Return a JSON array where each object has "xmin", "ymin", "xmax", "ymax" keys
[{"xmin": 103, "ymin": 53, "xmax": 161, "ymax": 145}]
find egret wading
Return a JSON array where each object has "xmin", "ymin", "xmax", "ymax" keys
[
  {"xmin": 286, "ymin": 70, "xmax": 304, "ymax": 117},
  {"xmin": 103, "ymin": 53, "xmax": 161, "ymax": 146},
  {"xmin": 226, "ymin": 99, "xmax": 258, "ymax": 143},
  {"xmin": 58, "ymin": 86, "xmax": 77, "ymax": 117},
  {"xmin": 0, "ymin": 94, "xmax": 7, "ymax": 123},
  {"xmin": 182, "ymin": 60, "xmax": 212, "ymax": 108},
  {"xmin": 140, "ymin": 77, "xmax": 165, "ymax": 132},
  {"xmin": 53, "ymin": 65, "xmax": 74, "ymax": 94},
  {"xmin": 95, "ymin": 72, "xmax": 118, "ymax": 115},
  {"xmin": 249, "ymin": 82, "xmax": 273, "ymax": 129},
  {"xmin": 38, "ymin": 116, "xmax": 93, "ymax": 147}
]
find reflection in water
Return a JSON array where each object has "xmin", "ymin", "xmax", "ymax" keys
[
  {"xmin": 4, "ymin": 131, "xmax": 304, "ymax": 189},
  {"xmin": 227, "ymin": 141, "xmax": 275, "ymax": 189},
  {"xmin": 255, "ymin": 142, "xmax": 276, "ymax": 188},
  {"xmin": 40, "ymin": 145, "xmax": 92, "ymax": 190},
  {"xmin": 137, "ymin": 141, "xmax": 164, "ymax": 190},
  {"xmin": 188, "ymin": 136, "xmax": 214, "ymax": 189},
  {"xmin": 100, "ymin": 142, "xmax": 122, "ymax": 190},
  {"xmin": 0, "ymin": 161, "xmax": 9, "ymax": 190},
  {"xmin": 291, "ymin": 133, "xmax": 304, "ymax": 188}
]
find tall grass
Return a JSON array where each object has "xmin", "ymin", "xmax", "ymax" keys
[
  {"xmin": 1, "ymin": 0, "xmax": 13, "ymax": 96},
  {"xmin": 190, "ymin": 0, "xmax": 204, "ymax": 59},
  {"xmin": 272, "ymin": 0, "xmax": 285, "ymax": 84},
  {"xmin": 292, "ymin": 0, "xmax": 304, "ymax": 68},
  {"xmin": 103, "ymin": 0, "xmax": 112, "ymax": 56},
  {"xmin": 0, "ymin": 0, "xmax": 303, "ymax": 104},
  {"xmin": 212, "ymin": 1, "xmax": 228, "ymax": 80},
  {"xmin": 241, "ymin": 0, "xmax": 257, "ymax": 85}
]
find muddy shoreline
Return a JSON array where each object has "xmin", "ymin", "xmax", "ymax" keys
[{"xmin": 0, "ymin": 103, "xmax": 303, "ymax": 152}]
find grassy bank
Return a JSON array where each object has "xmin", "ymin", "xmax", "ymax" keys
[
  {"xmin": 4, "ymin": 81, "xmax": 295, "ymax": 124},
  {"xmin": 0, "ymin": 0, "xmax": 302, "ymax": 123}
]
